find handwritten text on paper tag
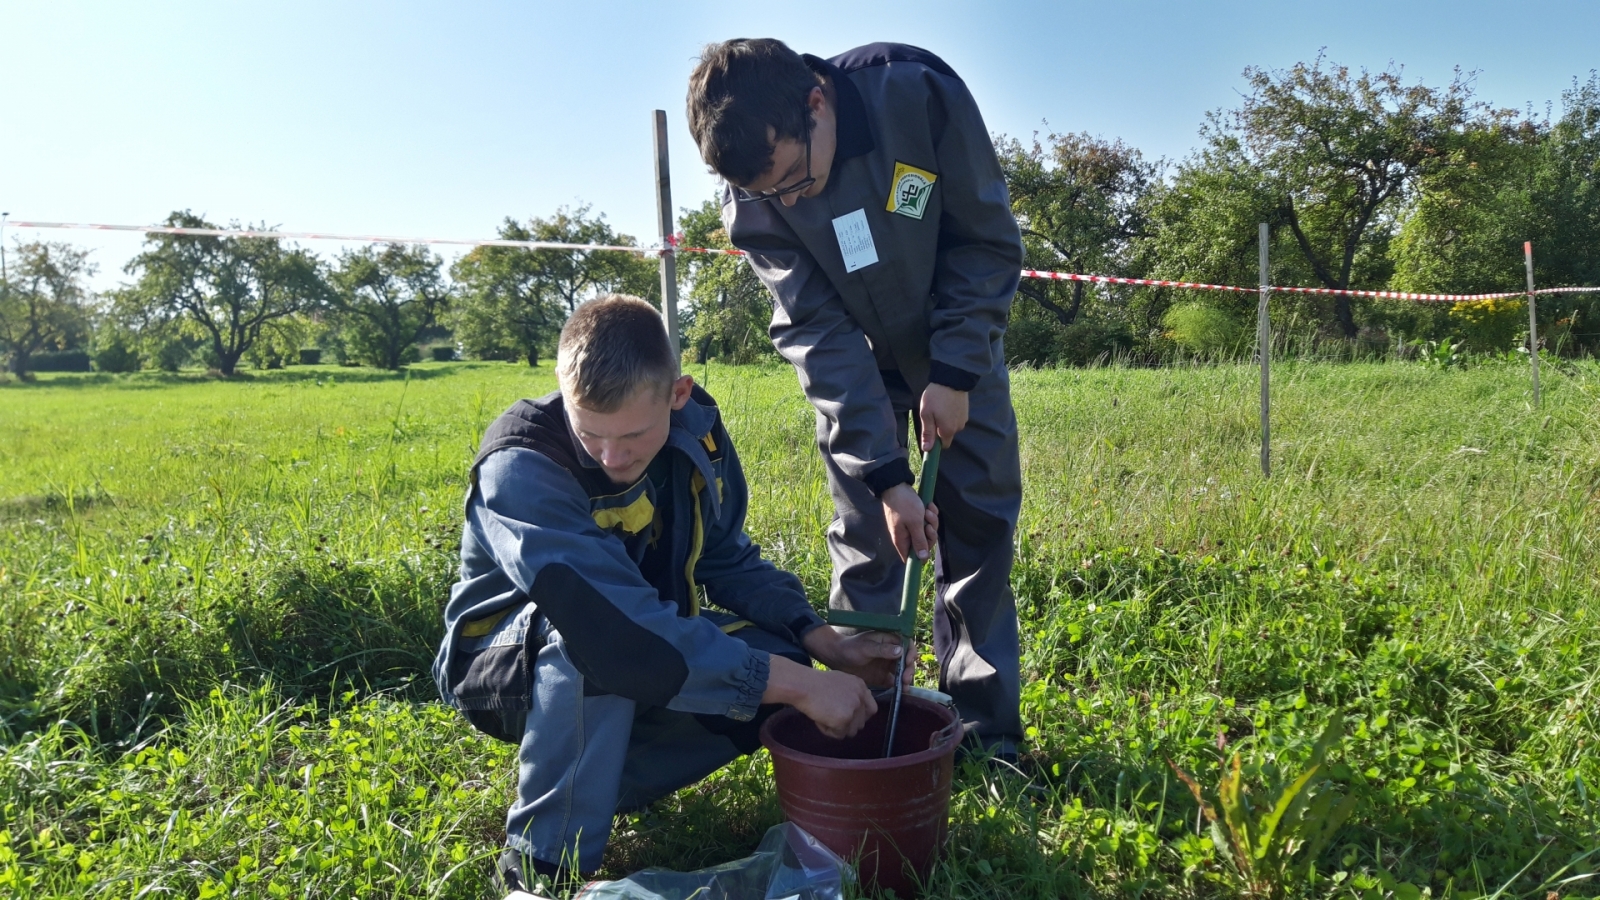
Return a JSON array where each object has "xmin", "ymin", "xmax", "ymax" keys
[{"xmin": 831, "ymin": 209, "xmax": 879, "ymax": 273}]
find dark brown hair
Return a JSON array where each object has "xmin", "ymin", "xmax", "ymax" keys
[
  {"xmin": 556, "ymin": 294, "xmax": 678, "ymax": 412},
  {"xmin": 686, "ymin": 38, "xmax": 821, "ymax": 184}
]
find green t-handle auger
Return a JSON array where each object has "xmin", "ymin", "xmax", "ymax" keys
[{"xmin": 826, "ymin": 441, "xmax": 941, "ymax": 758}]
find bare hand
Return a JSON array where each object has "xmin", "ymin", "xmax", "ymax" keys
[
  {"xmin": 803, "ymin": 626, "xmax": 917, "ymax": 691},
  {"xmin": 800, "ymin": 668, "xmax": 878, "ymax": 738},
  {"xmin": 918, "ymin": 383, "xmax": 969, "ymax": 451},
  {"xmin": 762, "ymin": 657, "xmax": 877, "ymax": 739},
  {"xmin": 881, "ymin": 485, "xmax": 940, "ymax": 563}
]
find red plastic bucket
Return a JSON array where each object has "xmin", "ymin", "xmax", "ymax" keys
[{"xmin": 759, "ymin": 695, "xmax": 961, "ymax": 898}]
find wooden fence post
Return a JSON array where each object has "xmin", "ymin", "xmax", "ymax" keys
[
  {"xmin": 1524, "ymin": 241, "xmax": 1540, "ymax": 406},
  {"xmin": 653, "ymin": 110, "xmax": 680, "ymax": 358},
  {"xmin": 1259, "ymin": 222, "xmax": 1271, "ymax": 478}
]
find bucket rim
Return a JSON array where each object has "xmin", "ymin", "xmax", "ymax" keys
[{"xmin": 758, "ymin": 695, "xmax": 963, "ymax": 771}]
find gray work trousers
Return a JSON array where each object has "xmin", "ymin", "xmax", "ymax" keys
[
  {"xmin": 504, "ymin": 613, "xmax": 803, "ymax": 873},
  {"xmin": 819, "ymin": 361, "xmax": 1023, "ymax": 744}
]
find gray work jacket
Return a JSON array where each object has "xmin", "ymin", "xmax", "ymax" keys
[
  {"xmin": 723, "ymin": 43, "xmax": 1023, "ymax": 495},
  {"xmin": 432, "ymin": 388, "xmax": 825, "ymax": 741}
]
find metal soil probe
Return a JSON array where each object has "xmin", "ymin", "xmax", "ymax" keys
[{"xmin": 827, "ymin": 442, "xmax": 941, "ymax": 757}]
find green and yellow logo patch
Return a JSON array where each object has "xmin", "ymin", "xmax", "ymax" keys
[{"xmin": 887, "ymin": 161, "xmax": 937, "ymax": 220}]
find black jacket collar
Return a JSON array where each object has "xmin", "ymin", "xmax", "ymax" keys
[{"xmin": 802, "ymin": 54, "xmax": 874, "ymax": 163}]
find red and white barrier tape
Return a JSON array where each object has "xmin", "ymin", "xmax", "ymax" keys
[
  {"xmin": 6, "ymin": 219, "xmax": 1597, "ymax": 301},
  {"xmin": 2, "ymin": 220, "xmax": 654, "ymax": 255},
  {"xmin": 1019, "ymin": 269, "xmax": 1531, "ymax": 303}
]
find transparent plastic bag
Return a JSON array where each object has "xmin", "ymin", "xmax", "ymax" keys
[{"xmin": 570, "ymin": 822, "xmax": 850, "ymax": 900}]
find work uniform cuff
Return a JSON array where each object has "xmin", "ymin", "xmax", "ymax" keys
[
  {"xmin": 788, "ymin": 610, "xmax": 829, "ymax": 648},
  {"xmin": 928, "ymin": 360, "xmax": 981, "ymax": 392},
  {"xmin": 727, "ymin": 650, "xmax": 771, "ymax": 722},
  {"xmin": 862, "ymin": 457, "xmax": 915, "ymax": 497}
]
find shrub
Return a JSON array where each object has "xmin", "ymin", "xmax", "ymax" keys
[
  {"xmin": 93, "ymin": 336, "xmax": 141, "ymax": 373},
  {"xmin": 430, "ymin": 345, "xmax": 457, "ymax": 362},
  {"xmin": 298, "ymin": 348, "xmax": 322, "ymax": 365},
  {"xmin": 1004, "ymin": 315, "xmax": 1060, "ymax": 368},
  {"xmin": 315, "ymin": 330, "xmax": 351, "ymax": 366},
  {"xmin": 1058, "ymin": 319, "xmax": 1135, "ymax": 366},
  {"xmin": 1005, "ymin": 316, "xmax": 1135, "ymax": 368},
  {"xmin": 1448, "ymin": 297, "xmax": 1525, "ymax": 352},
  {"xmin": 1542, "ymin": 299, "xmax": 1597, "ymax": 357},
  {"xmin": 1164, "ymin": 302, "xmax": 1247, "ymax": 358},
  {"xmin": 153, "ymin": 338, "xmax": 191, "ymax": 372},
  {"xmin": 28, "ymin": 349, "xmax": 92, "ymax": 372}
]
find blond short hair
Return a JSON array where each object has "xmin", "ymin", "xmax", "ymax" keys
[{"xmin": 556, "ymin": 294, "xmax": 679, "ymax": 412}]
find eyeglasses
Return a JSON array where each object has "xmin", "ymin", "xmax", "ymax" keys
[{"xmin": 733, "ymin": 106, "xmax": 815, "ymax": 203}]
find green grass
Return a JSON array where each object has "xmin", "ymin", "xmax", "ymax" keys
[{"xmin": 1, "ymin": 358, "xmax": 1597, "ymax": 899}]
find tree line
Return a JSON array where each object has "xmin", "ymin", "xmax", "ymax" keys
[
  {"xmin": 689, "ymin": 57, "xmax": 1600, "ymax": 365},
  {"xmin": 0, "ymin": 208, "xmax": 658, "ymax": 378},
  {"xmin": 3, "ymin": 57, "xmax": 1598, "ymax": 379}
]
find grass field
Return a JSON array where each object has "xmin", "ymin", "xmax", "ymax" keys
[{"xmin": 1, "ymin": 358, "xmax": 1597, "ymax": 899}]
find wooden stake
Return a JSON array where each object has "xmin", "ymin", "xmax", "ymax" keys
[
  {"xmin": 1524, "ymin": 241, "xmax": 1540, "ymax": 406},
  {"xmin": 653, "ymin": 110, "xmax": 680, "ymax": 358},
  {"xmin": 1259, "ymin": 222, "xmax": 1271, "ymax": 478}
]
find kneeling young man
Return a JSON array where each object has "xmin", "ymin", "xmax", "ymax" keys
[{"xmin": 432, "ymin": 295, "xmax": 925, "ymax": 889}]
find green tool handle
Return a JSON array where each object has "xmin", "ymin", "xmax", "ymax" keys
[
  {"xmin": 897, "ymin": 439, "xmax": 941, "ymax": 628},
  {"xmin": 881, "ymin": 441, "xmax": 940, "ymax": 757},
  {"xmin": 826, "ymin": 441, "xmax": 941, "ymax": 637}
]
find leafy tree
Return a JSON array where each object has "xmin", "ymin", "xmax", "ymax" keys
[
  {"xmin": 0, "ymin": 241, "xmax": 93, "ymax": 378},
  {"xmin": 1222, "ymin": 56, "xmax": 1481, "ymax": 337},
  {"xmin": 998, "ymin": 131, "xmax": 1158, "ymax": 329},
  {"xmin": 1532, "ymin": 74, "xmax": 1600, "ymax": 353},
  {"xmin": 1378, "ymin": 116, "xmax": 1533, "ymax": 345},
  {"xmin": 530, "ymin": 208, "xmax": 658, "ymax": 315},
  {"xmin": 1143, "ymin": 136, "xmax": 1280, "ymax": 307},
  {"xmin": 1138, "ymin": 135, "xmax": 1361, "ymax": 353},
  {"xmin": 678, "ymin": 199, "xmax": 774, "ymax": 364},
  {"xmin": 1389, "ymin": 119, "xmax": 1539, "ymax": 295},
  {"xmin": 450, "ymin": 220, "xmax": 564, "ymax": 365},
  {"xmin": 91, "ymin": 328, "xmax": 142, "ymax": 373},
  {"xmin": 100, "ymin": 285, "xmax": 187, "ymax": 371},
  {"xmin": 123, "ymin": 212, "xmax": 330, "ymax": 376},
  {"xmin": 1391, "ymin": 73, "xmax": 1600, "ymax": 352},
  {"xmin": 451, "ymin": 209, "xmax": 656, "ymax": 366},
  {"xmin": 331, "ymin": 244, "xmax": 451, "ymax": 369},
  {"xmin": 1523, "ymin": 73, "xmax": 1600, "ymax": 293},
  {"xmin": 244, "ymin": 314, "xmax": 322, "ymax": 370},
  {"xmin": 89, "ymin": 299, "xmax": 145, "ymax": 373}
]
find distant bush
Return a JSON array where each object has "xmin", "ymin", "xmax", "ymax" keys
[
  {"xmin": 154, "ymin": 339, "xmax": 191, "ymax": 373},
  {"xmin": 1004, "ymin": 316, "xmax": 1060, "ymax": 368},
  {"xmin": 315, "ymin": 329, "xmax": 351, "ymax": 366},
  {"xmin": 430, "ymin": 345, "xmax": 457, "ymax": 362},
  {"xmin": 1449, "ymin": 297, "xmax": 1525, "ymax": 353},
  {"xmin": 1006, "ymin": 316, "xmax": 1135, "ymax": 368},
  {"xmin": 298, "ymin": 348, "xmax": 322, "ymax": 365},
  {"xmin": 29, "ymin": 349, "xmax": 93, "ymax": 372},
  {"xmin": 1058, "ymin": 319, "xmax": 1135, "ymax": 366},
  {"xmin": 93, "ymin": 337, "xmax": 141, "ymax": 373},
  {"xmin": 1550, "ymin": 296, "xmax": 1600, "ymax": 357},
  {"xmin": 1164, "ymin": 303, "xmax": 1247, "ymax": 358}
]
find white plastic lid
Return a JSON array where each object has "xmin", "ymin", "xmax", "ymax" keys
[{"xmin": 906, "ymin": 686, "xmax": 954, "ymax": 707}]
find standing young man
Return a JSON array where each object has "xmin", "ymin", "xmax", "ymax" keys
[{"xmin": 686, "ymin": 40, "xmax": 1025, "ymax": 758}]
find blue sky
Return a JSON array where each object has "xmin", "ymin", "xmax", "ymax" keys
[{"xmin": 3, "ymin": 0, "xmax": 1596, "ymax": 291}]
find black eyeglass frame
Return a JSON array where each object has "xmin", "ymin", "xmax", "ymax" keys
[{"xmin": 732, "ymin": 106, "xmax": 815, "ymax": 203}]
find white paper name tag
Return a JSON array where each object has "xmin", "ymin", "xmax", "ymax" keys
[{"xmin": 831, "ymin": 208, "xmax": 879, "ymax": 273}]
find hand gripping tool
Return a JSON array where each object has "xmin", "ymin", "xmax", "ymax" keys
[{"xmin": 826, "ymin": 441, "xmax": 940, "ymax": 757}]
